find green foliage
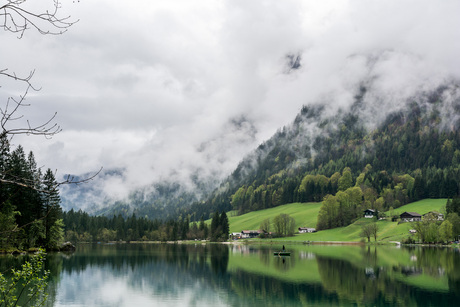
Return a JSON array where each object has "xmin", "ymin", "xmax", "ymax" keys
[
  {"xmin": 260, "ymin": 218, "xmax": 270, "ymax": 232},
  {"xmin": 411, "ymin": 212, "xmax": 444, "ymax": 243},
  {"xmin": 209, "ymin": 211, "xmax": 229, "ymax": 242},
  {"xmin": 41, "ymin": 169, "xmax": 63, "ymax": 250},
  {"xmin": 273, "ymin": 213, "xmax": 296, "ymax": 237},
  {"xmin": 0, "ymin": 249, "xmax": 49, "ymax": 307},
  {"xmin": 0, "ymin": 202, "xmax": 18, "ymax": 250},
  {"xmin": 0, "ymin": 137, "xmax": 64, "ymax": 251},
  {"xmin": 317, "ymin": 195, "xmax": 339, "ymax": 230},
  {"xmin": 447, "ymin": 213, "xmax": 460, "ymax": 239},
  {"xmin": 438, "ymin": 220, "xmax": 453, "ymax": 242},
  {"xmin": 446, "ymin": 197, "xmax": 460, "ymax": 216},
  {"xmin": 360, "ymin": 223, "xmax": 373, "ymax": 242},
  {"xmin": 220, "ymin": 212, "xmax": 229, "ymax": 240},
  {"xmin": 338, "ymin": 168, "xmax": 353, "ymax": 191}
]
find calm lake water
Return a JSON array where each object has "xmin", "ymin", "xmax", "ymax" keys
[{"xmin": 2, "ymin": 243, "xmax": 460, "ymax": 306}]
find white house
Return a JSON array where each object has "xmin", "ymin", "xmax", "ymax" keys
[
  {"xmin": 241, "ymin": 230, "xmax": 263, "ymax": 238},
  {"xmin": 298, "ymin": 227, "xmax": 316, "ymax": 233},
  {"xmin": 363, "ymin": 209, "xmax": 377, "ymax": 218}
]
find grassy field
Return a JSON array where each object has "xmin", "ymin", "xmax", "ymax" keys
[
  {"xmin": 384, "ymin": 198, "xmax": 447, "ymax": 215},
  {"xmin": 228, "ymin": 198, "xmax": 448, "ymax": 243},
  {"xmin": 228, "ymin": 202, "xmax": 321, "ymax": 234}
]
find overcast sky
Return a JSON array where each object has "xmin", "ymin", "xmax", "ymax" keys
[{"xmin": 2, "ymin": 0, "xmax": 460, "ymax": 200}]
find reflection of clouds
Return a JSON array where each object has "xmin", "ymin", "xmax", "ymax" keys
[
  {"xmin": 52, "ymin": 264, "xmax": 228, "ymax": 307},
  {"xmin": 299, "ymin": 251, "xmax": 316, "ymax": 260}
]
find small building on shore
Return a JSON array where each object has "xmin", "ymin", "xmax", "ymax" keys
[
  {"xmin": 363, "ymin": 209, "xmax": 378, "ymax": 219},
  {"xmin": 231, "ymin": 232, "xmax": 242, "ymax": 239},
  {"xmin": 400, "ymin": 212, "xmax": 422, "ymax": 222},
  {"xmin": 298, "ymin": 227, "xmax": 316, "ymax": 233},
  {"xmin": 241, "ymin": 230, "xmax": 264, "ymax": 239}
]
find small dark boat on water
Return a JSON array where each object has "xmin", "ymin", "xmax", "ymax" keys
[
  {"xmin": 274, "ymin": 245, "xmax": 290, "ymax": 256},
  {"xmin": 274, "ymin": 251, "xmax": 291, "ymax": 256}
]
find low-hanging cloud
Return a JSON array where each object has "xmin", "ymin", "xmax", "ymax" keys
[{"xmin": 3, "ymin": 0, "xmax": 460, "ymax": 209}]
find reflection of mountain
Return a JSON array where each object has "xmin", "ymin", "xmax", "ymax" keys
[
  {"xmin": 228, "ymin": 245, "xmax": 460, "ymax": 306},
  {"xmin": 34, "ymin": 245, "xmax": 460, "ymax": 306},
  {"xmin": 45, "ymin": 244, "xmax": 233, "ymax": 307},
  {"xmin": 230, "ymin": 270, "xmax": 340, "ymax": 306},
  {"xmin": 316, "ymin": 248, "xmax": 460, "ymax": 306}
]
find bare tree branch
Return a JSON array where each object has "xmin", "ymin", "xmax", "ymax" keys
[
  {"xmin": 0, "ymin": 167, "xmax": 103, "ymax": 190},
  {"xmin": 57, "ymin": 167, "xmax": 103, "ymax": 188},
  {"xmin": 0, "ymin": 69, "xmax": 62, "ymax": 140},
  {"xmin": 1, "ymin": 0, "xmax": 78, "ymax": 38},
  {"xmin": 1, "ymin": 1, "xmax": 99, "ymax": 191}
]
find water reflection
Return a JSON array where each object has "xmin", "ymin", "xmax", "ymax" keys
[
  {"xmin": 46, "ymin": 244, "xmax": 232, "ymax": 307},
  {"xmin": 2, "ymin": 243, "xmax": 459, "ymax": 306}
]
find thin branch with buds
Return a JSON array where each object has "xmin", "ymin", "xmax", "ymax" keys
[
  {"xmin": 1, "ymin": 1, "xmax": 99, "ymax": 192},
  {"xmin": 0, "ymin": 0, "xmax": 78, "ymax": 38},
  {"xmin": 0, "ymin": 69, "xmax": 62, "ymax": 139},
  {"xmin": 0, "ymin": 167, "xmax": 103, "ymax": 191}
]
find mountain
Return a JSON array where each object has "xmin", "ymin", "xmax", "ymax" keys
[
  {"xmin": 60, "ymin": 73, "xmax": 460, "ymax": 222},
  {"xmin": 59, "ymin": 168, "xmax": 212, "ymax": 220},
  {"xmin": 184, "ymin": 81, "xmax": 460, "ymax": 220}
]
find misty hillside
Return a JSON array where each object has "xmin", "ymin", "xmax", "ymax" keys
[
  {"xmin": 61, "ymin": 77, "xmax": 460, "ymax": 221},
  {"xmin": 60, "ymin": 169, "xmax": 210, "ymax": 220},
  {"xmin": 185, "ymin": 81, "xmax": 460, "ymax": 220}
]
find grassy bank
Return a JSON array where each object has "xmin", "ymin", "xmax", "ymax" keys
[
  {"xmin": 228, "ymin": 198, "xmax": 447, "ymax": 243},
  {"xmin": 228, "ymin": 202, "xmax": 321, "ymax": 233}
]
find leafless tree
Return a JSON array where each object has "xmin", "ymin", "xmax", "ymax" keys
[
  {"xmin": 0, "ymin": 68, "xmax": 62, "ymax": 139},
  {"xmin": 1, "ymin": 0, "xmax": 100, "ymax": 189},
  {"xmin": 1, "ymin": 0, "xmax": 76, "ymax": 138},
  {"xmin": 1, "ymin": 0, "xmax": 77, "ymax": 38}
]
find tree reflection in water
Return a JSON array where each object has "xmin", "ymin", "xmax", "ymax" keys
[
  {"xmin": 3, "ymin": 243, "xmax": 458, "ymax": 306},
  {"xmin": 273, "ymin": 255, "xmax": 295, "ymax": 272}
]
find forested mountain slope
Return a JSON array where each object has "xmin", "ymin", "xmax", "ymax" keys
[
  {"xmin": 75, "ymin": 80, "xmax": 460, "ymax": 222},
  {"xmin": 185, "ymin": 83, "xmax": 460, "ymax": 221}
]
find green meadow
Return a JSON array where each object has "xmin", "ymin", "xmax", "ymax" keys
[
  {"xmin": 227, "ymin": 198, "xmax": 448, "ymax": 243},
  {"xmin": 228, "ymin": 202, "xmax": 321, "ymax": 234},
  {"xmin": 386, "ymin": 198, "xmax": 447, "ymax": 215}
]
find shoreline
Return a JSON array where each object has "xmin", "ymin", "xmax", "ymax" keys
[
  {"xmin": 103, "ymin": 239, "xmax": 458, "ymax": 248},
  {"xmin": 3, "ymin": 240, "xmax": 458, "ymax": 255}
]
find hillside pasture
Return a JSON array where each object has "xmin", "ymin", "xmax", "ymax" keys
[
  {"xmin": 228, "ymin": 202, "xmax": 321, "ymax": 234},
  {"xmin": 228, "ymin": 199, "xmax": 448, "ymax": 242},
  {"xmin": 384, "ymin": 198, "xmax": 447, "ymax": 216}
]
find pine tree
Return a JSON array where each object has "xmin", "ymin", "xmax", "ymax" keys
[
  {"xmin": 199, "ymin": 215, "xmax": 207, "ymax": 239},
  {"xmin": 41, "ymin": 169, "xmax": 63, "ymax": 250},
  {"xmin": 0, "ymin": 133, "xmax": 11, "ymax": 207},
  {"xmin": 210, "ymin": 211, "xmax": 221, "ymax": 241},
  {"xmin": 27, "ymin": 151, "xmax": 43, "ymax": 220},
  {"xmin": 220, "ymin": 211, "xmax": 229, "ymax": 241},
  {"xmin": 0, "ymin": 135, "xmax": 17, "ymax": 249},
  {"xmin": 9, "ymin": 146, "xmax": 33, "ymax": 230}
]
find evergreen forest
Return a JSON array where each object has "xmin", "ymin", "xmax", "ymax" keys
[{"xmin": 0, "ymin": 134, "xmax": 63, "ymax": 251}]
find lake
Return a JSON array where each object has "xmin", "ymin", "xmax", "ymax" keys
[{"xmin": 2, "ymin": 243, "xmax": 460, "ymax": 306}]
